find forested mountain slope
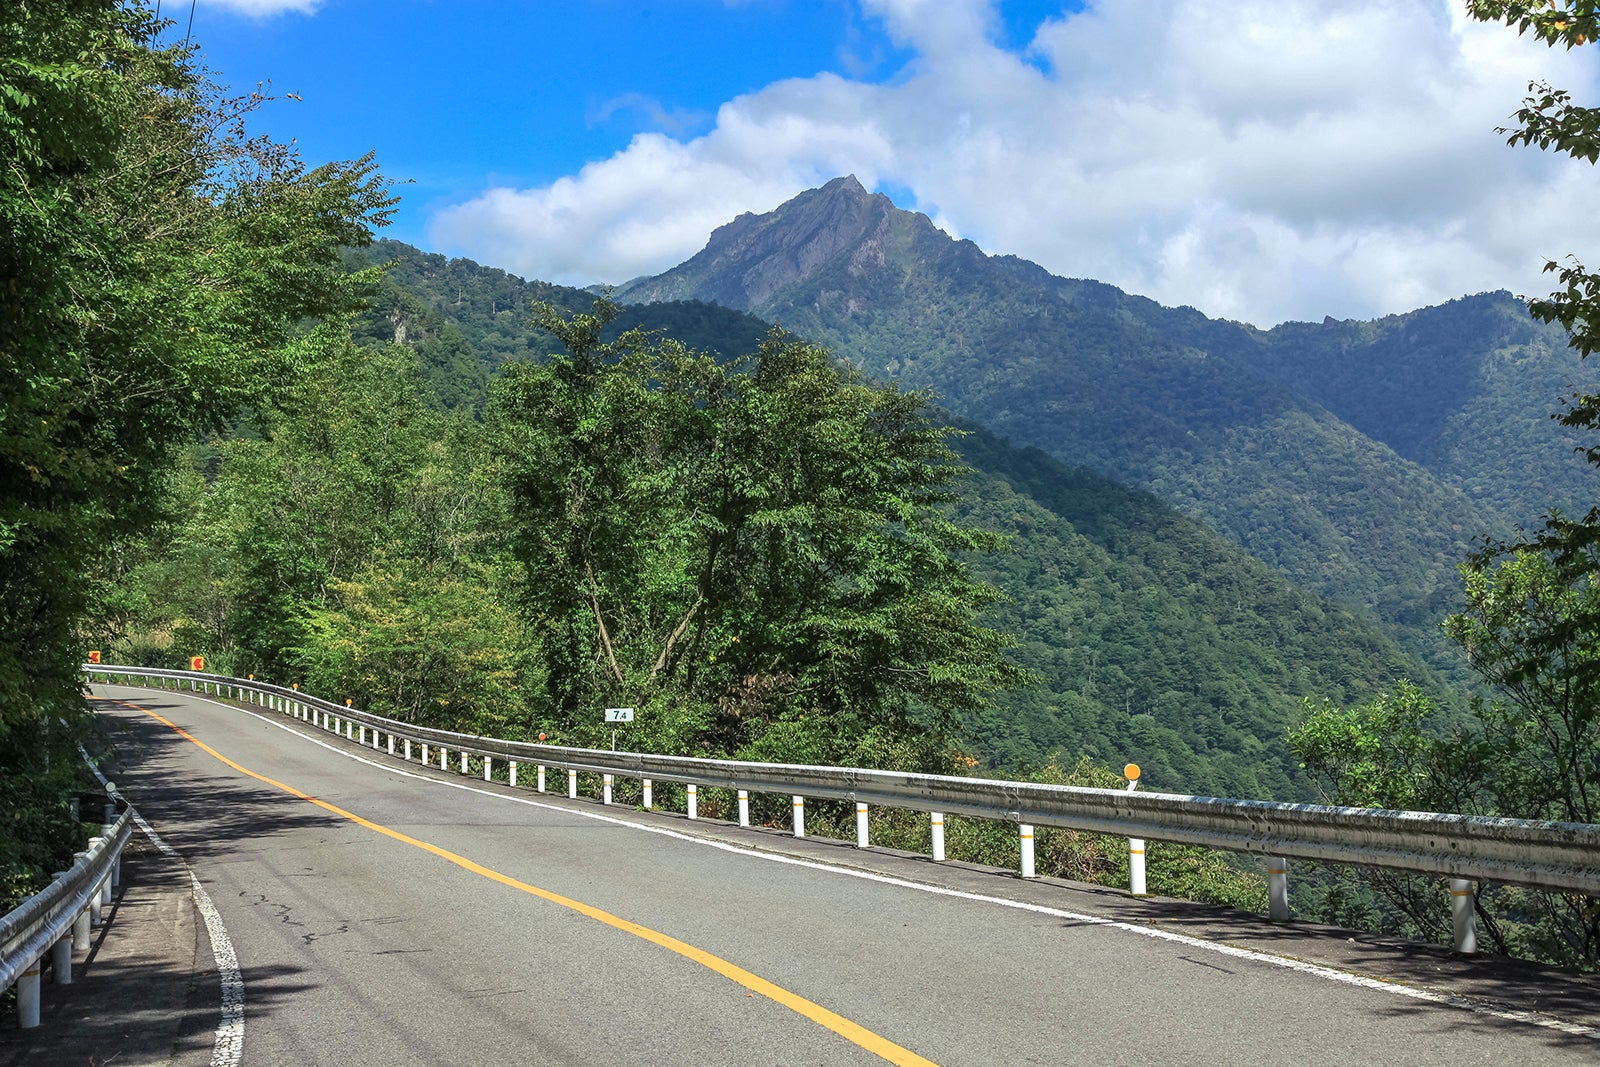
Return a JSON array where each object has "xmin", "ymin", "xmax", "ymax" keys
[
  {"xmin": 613, "ymin": 178, "xmax": 1588, "ymax": 676},
  {"xmin": 353, "ymin": 241, "xmax": 1430, "ymax": 797},
  {"xmin": 1233, "ymin": 296, "xmax": 1592, "ymax": 526},
  {"xmin": 346, "ymin": 239, "xmax": 771, "ymax": 409}
]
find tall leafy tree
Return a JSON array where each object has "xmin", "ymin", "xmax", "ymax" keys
[
  {"xmin": 489, "ymin": 300, "xmax": 1031, "ymax": 763},
  {"xmin": 1, "ymin": 1, "xmax": 394, "ymax": 730},
  {"xmin": 0, "ymin": 1, "xmax": 392, "ymax": 903}
]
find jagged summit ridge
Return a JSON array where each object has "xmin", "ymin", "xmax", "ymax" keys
[{"xmin": 618, "ymin": 175, "xmax": 941, "ymax": 309}]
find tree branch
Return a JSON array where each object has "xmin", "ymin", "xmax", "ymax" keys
[{"xmin": 585, "ymin": 560, "xmax": 625, "ymax": 686}]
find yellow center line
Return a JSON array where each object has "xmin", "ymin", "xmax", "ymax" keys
[{"xmin": 110, "ymin": 697, "xmax": 938, "ymax": 1067}]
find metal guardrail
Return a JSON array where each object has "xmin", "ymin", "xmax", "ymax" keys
[
  {"xmin": 0, "ymin": 787, "xmax": 133, "ymax": 1028},
  {"xmin": 87, "ymin": 665, "xmax": 1600, "ymax": 953}
]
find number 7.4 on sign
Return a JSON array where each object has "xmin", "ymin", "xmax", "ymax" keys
[{"xmin": 605, "ymin": 708, "xmax": 634, "ymax": 723}]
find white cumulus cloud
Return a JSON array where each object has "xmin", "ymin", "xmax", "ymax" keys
[{"xmin": 429, "ymin": 0, "xmax": 1600, "ymax": 326}]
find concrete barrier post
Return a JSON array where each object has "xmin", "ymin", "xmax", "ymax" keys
[
  {"xmin": 567, "ymin": 769, "xmax": 577, "ymax": 799},
  {"xmin": 687, "ymin": 783, "xmax": 699, "ymax": 820},
  {"xmin": 405, "ymin": 739, "xmax": 412, "ymax": 761},
  {"xmin": 460, "ymin": 750, "xmax": 469, "ymax": 775},
  {"xmin": 1020, "ymin": 824, "xmax": 1036, "ymax": 878},
  {"xmin": 931, "ymin": 812, "xmax": 946, "ymax": 861},
  {"xmin": 484, "ymin": 756, "xmax": 493, "ymax": 783},
  {"xmin": 1451, "ymin": 878, "xmax": 1477, "ymax": 953},
  {"xmin": 51, "ymin": 934, "xmax": 73, "ymax": 985},
  {"xmin": 642, "ymin": 778, "xmax": 652, "ymax": 808},
  {"xmin": 50, "ymin": 870, "xmax": 74, "ymax": 985},
  {"xmin": 17, "ymin": 959, "xmax": 41, "ymax": 1028},
  {"xmin": 509, "ymin": 761, "xmax": 519, "ymax": 787},
  {"xmin": 388, "ymin": 735, "xmax": 395, "ymax": 756},
  {"xmin": 421, "ymin": 743, "xmax": 429, "ymax": 764},
  {"xmin": 1129, "ymin": 838, "xmax": 1147, "ymax": 896},
  {"xmin": 537, "ymin": 766, "xmax": 546, "ymax": 793},
  {"xmin": 738, "ymin": 789, "xmax": 750, "ymax": 827},
  {"xmin": 855, "ymin": 803, "xmax": 869, "ymax": 848},
  {"xmin": 1269, "ymin": 858, "xmax": 1290, "ymax": 921},
  {"xmin": 793, "ymin": 796, "xmax": 806, "ymax": 838},
  {"xmin": 72, "ymin": 905, "xmax": 90, "ymax": 951},
  {"xmin": 84, "ymin": 841, "xmax": 104, "ymax": 926}
]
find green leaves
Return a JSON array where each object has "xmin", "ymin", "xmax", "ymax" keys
[
  {"xmin": 1466, "ymin": 1, "xmax": 1599, "ymax": 50},
  {"xmin": 0, "ymin": 2, "xmax": 396, "ymax": 730},
  {"xmin": 1289, "ymin": 682, "xmax": 1485, "ymax": 815},
  {"xmin": 489, "ymin": 300, "xmax": 1029, "ymax": 761}
]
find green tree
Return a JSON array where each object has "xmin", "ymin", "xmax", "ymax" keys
[
  {"xmin": 1, "ymin": 1, "xmax": 394, "ymax": 727},
  {"xmin": 488, "ymin": 300, "xmax": 1031, "ymax": 763},
  {"xmin": 294, "ymin": 556, "xmax": 532, "ymax": 736},
  {"xmin": 0, "ymin": 0, "xmax": 393, "ymax": 905},
  {"xmin": 1290, "ymin": 682, "xmax": 1486, "ymax": 815},
  {"xmin": 1444, "ymin": 553, "xmax": 1600, "ymax": 824},
  {"xmin": 1289, "ymin": 684, "xmax": 1505, "ymax": 951}
]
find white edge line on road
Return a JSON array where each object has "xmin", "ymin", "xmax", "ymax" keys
[
  {"xmin": 101, "ymin": 685, "xmax": 1598, "ymax": 1043},
  {"xmin": 83, "ymin": 747, "xmax": 245, "ymax": 1067}
]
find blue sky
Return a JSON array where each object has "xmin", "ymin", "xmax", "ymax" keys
[{"xmin": 172, "ymin": 1, "xmax": 1599, "ymax": 326}]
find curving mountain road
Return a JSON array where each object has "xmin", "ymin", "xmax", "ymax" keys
[{"xmin": 30, "ymin": 684, "xmax": 1600, "ymax": 1066}]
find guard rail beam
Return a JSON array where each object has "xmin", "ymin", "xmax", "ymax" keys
[
  {"xmin": 1, "ymin": 787, "xmax": 133, "ymax": 1028},
  {"xmin": 86, "ymin": 665, "xmax": 1600, "ymax": 953}
]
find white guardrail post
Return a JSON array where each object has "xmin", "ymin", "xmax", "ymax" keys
[
  {"xmin": 1269, "ymin": 857, "xmax": 1290, "ymax": 921},
  {"xmin": 1125, "ymin": 765, "xmax": 1147, "ymax": 896},
  {"xmin": 81, "ymin": 666, "xmax": 1600, "ymax": 945},
  {"xmin": 1451, "ymin": 879, "xmax": 1477, "ymax": 953},
  {"xmin": 4, "ymin": 776, "xmax": 136, "ymax": 1030}
]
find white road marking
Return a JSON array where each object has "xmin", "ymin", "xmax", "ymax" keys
[
  {"xmin": 84, "ymin": 749, "xmax": 245, "ymax": 1067},
  {"xmin": 100, "ymin": 685, "xmax": 1598, "ymax": 1043}
]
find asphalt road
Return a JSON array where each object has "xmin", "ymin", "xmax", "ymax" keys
[{"xmin": 21, "ymin": 684, "xmax": 1600, "ymax": 1066}]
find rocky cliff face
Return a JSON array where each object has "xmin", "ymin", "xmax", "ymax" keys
[{"xmin": 618, "ymin": 175, "xmax": 935, "ymax": 310}]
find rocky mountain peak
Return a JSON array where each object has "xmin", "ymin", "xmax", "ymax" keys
[{"xmin": 617, "ymin": 175, "xmax": 915, "ymax": 310}]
